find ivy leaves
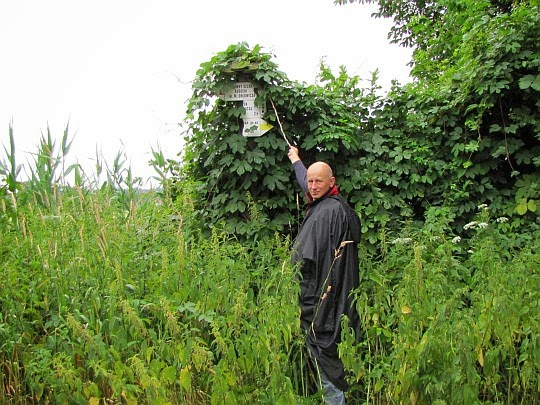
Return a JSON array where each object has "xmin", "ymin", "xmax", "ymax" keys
[
  {"xmin": 177, "ymin": 43, "xmax": 377, "ymax": 240},
  {"xmin": 176, "ymin": 0, "xmax": 539, "ymax": 245},
  {"xmin": 518, "ymin": 74, "xmax": 540, "ymax": 91}
]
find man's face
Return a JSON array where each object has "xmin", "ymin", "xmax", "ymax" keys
[{"xmin": 307, "ymin": 162, "xmax": 335, "ymax": 200}]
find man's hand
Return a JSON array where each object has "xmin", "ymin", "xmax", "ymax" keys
[{"xmin": 288, "ymin": 146, "xmax": 300, "ymax": 164}]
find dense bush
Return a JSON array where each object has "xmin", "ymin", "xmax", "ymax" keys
[{"xmin": 176, "ymin": 1, "xmax": 539, "ymax": 248}]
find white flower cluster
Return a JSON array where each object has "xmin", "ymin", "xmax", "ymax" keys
[
  {"xmin": 452, "ymin": 236, "xmax": 462, "ymax": 244},
  {"xmin": 496, "ymin": 216, "xmax": 509, "ymax": 223},
  {"xmin": 463, "ymin": 221, "xmax": 489, "ymax": 230},
  {"xmin": 391, "ymin": 237, "xmax": 413, "ymax": 245},
  {"xmin": 477, "ymin": 204, "xmax": 489, "ymax": 211},
  {"xmin": 463, "ymin": 221, "xmax": 477, "ymax": 230}
]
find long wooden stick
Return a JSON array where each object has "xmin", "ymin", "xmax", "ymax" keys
[{"xmin": 270, "ymin": 98, "xmax": 292, "ymax": 147}]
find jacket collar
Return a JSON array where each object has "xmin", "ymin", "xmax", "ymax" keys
[{"xmin": 306, "ymin": 185, "xmax": 339, "ymax": 208}]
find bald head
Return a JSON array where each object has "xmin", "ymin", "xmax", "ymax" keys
[
  {"xmin": 308, "ymin": 162, "xmax": 333, "ymax": 178},
  {"xmin": 306, "ymin": 161, "xmax": 335, "ymax": 200}
]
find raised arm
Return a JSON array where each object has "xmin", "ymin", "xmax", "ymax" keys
[{"xmin": 288, "ymin": 146, "xmax": 308, "ymax": 193}]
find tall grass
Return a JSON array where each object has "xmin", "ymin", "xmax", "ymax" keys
[
  {"xmin": 0, "ymin": 121, "xmax": 21, "ymax": 193},
  {"xmin": 0, "ymin": 177, "xmax": 305, "ymax": 403},
  {"xmin": 1, "ymin": 128, "xmax": 539, "ymax": 403}
]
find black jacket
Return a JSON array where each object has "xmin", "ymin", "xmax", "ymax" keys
[{"xmin": 292, "ymin": 192, "xmax": 361, "ymax": 391}]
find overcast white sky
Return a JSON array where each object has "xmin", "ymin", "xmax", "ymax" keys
[{"xmin": 0, "ymin": 0, "xmax": 411, "ymax": 186}]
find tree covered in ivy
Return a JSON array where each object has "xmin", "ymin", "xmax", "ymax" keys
[
  {"xmin": 173, "ymin": 0, "xmax": 539, "ymax": 247},
  {"xmin": 335, "ymin": 0, "xmax": 540, "ymax": 234},
  {"xmin": 177, "ymin": 43, "xmax": 375, "ymax": 241}
]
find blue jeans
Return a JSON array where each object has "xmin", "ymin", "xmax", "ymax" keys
[{"xmin": 316, "ymin": 364, "xmax": 346, "ymax": 405}]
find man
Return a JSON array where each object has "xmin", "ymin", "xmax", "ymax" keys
[{"xmin": 287, "ymin": 146, "xmax": 361, "ymax": 404}]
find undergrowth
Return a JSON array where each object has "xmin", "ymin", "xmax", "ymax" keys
[{"xmin": 1, "ymin": 129, "xmax": 538, "ymax": 404}]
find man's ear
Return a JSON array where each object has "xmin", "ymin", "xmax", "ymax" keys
[{"xmin": 330, "ymin": 177, "xmax": 336, "ymax": 187}]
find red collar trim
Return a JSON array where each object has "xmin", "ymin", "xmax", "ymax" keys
[{"xmin": 306, "ymin": 184, "xmax": 339, "ymax": 204}]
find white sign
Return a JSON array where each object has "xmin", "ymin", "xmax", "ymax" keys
[
  {"xmin": 219, "ymin": 82, "xmax": 257, "ymax": 101},
  {"xmin": 219, "ymin": 81, "xmax": 273, "ymax": 137},
  {"xmin": 243, "ymin": 99, "xmax": 266, "ymax": 118},
  {"xmin": 243, "ymin": 118, "xmax": 274, "ymax": 137}
]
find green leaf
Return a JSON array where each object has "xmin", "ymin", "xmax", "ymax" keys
[
  {"xmin": 161, "ymin": 366, "xmax": 177, "ymax": 385},
  {"xmin": 516, "ymin": 198, "xmax": 528, "ymax": 215},
  {"xmin": 180, "ymin": 367, "xmax": 192, "ymax": 393},
  {"xmin": 236, "ymin": 200, "xmax": 246, "ymax": 213},
  {"xmin": 263, "ymin": 175, "xmax": 277, "ymax": 191},
  {"xmin": 518, "ymin": 74, "xmax": 540, "ymax": 91}
]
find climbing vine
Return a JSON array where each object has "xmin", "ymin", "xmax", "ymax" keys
[
  {"xmin": 174, "ymin": 1, "xmax": 539, "ymax": 248},
  {"xmin": 176, "ymin": 42, "xmax": 373, "ymax": 241}
]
